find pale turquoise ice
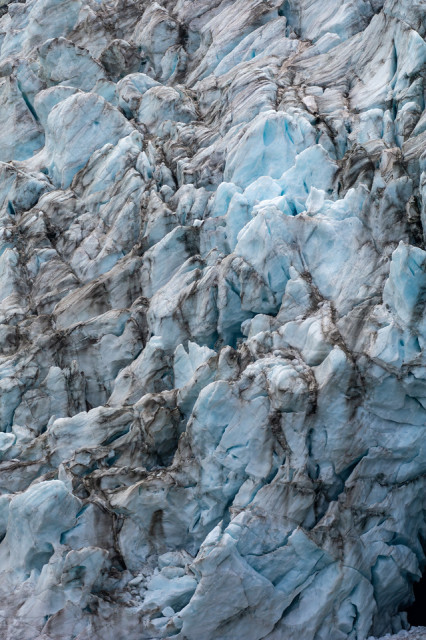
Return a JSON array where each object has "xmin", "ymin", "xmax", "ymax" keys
[{"xmin": 0, "ymin": 0, "xmax": 423, "ymax": 638}]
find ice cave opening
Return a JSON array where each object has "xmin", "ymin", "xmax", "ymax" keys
[{"xmin": 406, "ymin": 573, "xmax": 426, "ymax": 627}]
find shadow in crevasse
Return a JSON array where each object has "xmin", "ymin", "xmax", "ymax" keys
[{"xmin": 405, "ymin": 572, "xmax": 426, "ymax": 627}]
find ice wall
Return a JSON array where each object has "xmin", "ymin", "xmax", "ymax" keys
[{"xmin": 0, "ymin": 0, "xmax": 424, "ymax": 638}]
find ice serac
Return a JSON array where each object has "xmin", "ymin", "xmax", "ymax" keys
[{"xmin": 0, "ymin": 0, "xmax": 425, "ymax": 638}]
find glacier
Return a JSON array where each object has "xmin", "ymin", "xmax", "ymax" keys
[{"xmin": 0, "ymin": 0, "xmax": 424, "ymax": 638}]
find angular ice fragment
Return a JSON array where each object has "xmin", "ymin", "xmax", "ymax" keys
[
  {"xmin": 0, "ymin": 480, "xmax": 80, "ymax": 574},
  {"xmin": 174, "ymin": 342, "xmax": 216, "ymax": 389},
  {"xmin": 383, "ymin": 242, "xmax": 426, "ymax": 330},
  {"xmin": 224, "ymin": 110, "xmax": 316, "ymax": 189},
  {"xmin": 40, "ymin": 92, "xmax": 134, "ymax": 187}
]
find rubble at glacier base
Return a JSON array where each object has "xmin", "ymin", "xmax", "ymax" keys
[
  {"xmin": 0, "ymin": 0, "xmax": 424, "ymax": 638},
  {"xmin": 370, "ymin": 629, "xmax": 426, "ymax": 640}
]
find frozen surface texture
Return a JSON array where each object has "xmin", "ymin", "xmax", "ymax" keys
[
  {"xmin": 370, "ymin": 630, "xmax": 426, "ymax": 640},
  {"xmin": 0, "ymin": 0, "xmax": 425, "ymax": 638}
]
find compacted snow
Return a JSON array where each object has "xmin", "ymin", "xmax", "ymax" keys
[{"xmin": 0, "ymin": 0, "xmax": 424, "ymax": 638}]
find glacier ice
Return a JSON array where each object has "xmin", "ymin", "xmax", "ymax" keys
[{"xmin": 0, "ymin": 0, "xmax": 424, "ymax": 638}]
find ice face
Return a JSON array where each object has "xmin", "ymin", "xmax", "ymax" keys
[{"xmin": 0, "ymin": 0, "xmax": 424, "ymax": 639}]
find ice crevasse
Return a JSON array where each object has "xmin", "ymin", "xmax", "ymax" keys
[{"xmin": 0, "ymin": 0, "xmax": 424, "ymax": 638}]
